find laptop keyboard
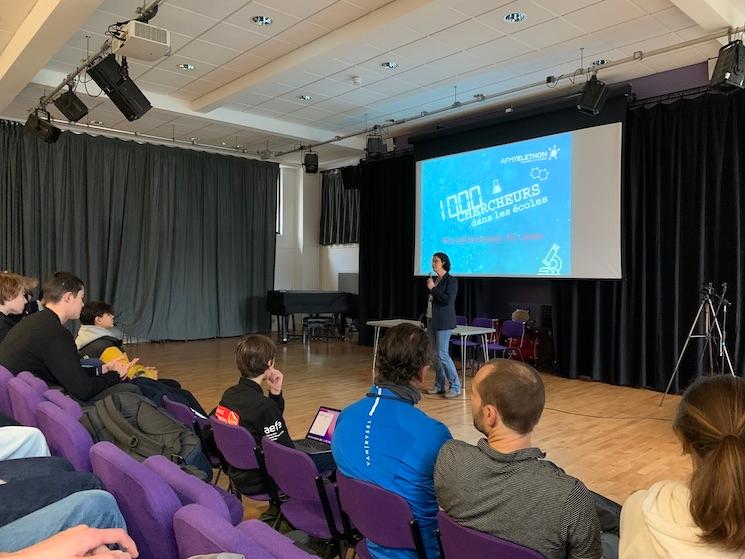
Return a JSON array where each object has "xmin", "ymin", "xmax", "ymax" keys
[{"xmin": 301, "ymin": 438, "xmax": 330, "ymax": 451}]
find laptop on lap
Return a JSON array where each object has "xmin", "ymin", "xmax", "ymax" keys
[{"xmin": 293, "ymin": 406, "xmax": 341, "ymax": 455}]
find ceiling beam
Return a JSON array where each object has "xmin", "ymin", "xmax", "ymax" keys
[
  {"xmin": 191, "ymin": 0, "xmax": 434, "ymax": 113},
  {"xmin": 0, "ymin": 0, "xmax": 102, "ymax": 113},
  {"xmin": 31, "ymin": 68, "xmax": 365, "ymax": 150}
]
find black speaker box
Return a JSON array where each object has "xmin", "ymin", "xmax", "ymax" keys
[
  {"xmin": 711, "ymin": 40, "xmax": 745, "ymax": 89},
  {"xmin": 366, "ymin": 136, "xmax": 387, "ymax": 159},
  {"xmin": 577, "ymin": 75, "xmax": 608, "ymax": 116},
  {"xmin": 304, "ymin": 152, "xmax": 319, "ymax": 174},
  {"xmin": 53, "ymin": 91, "xmax": 88, "ymax": 122},
  {"xmin": 24, "ymin": 113, "xmax": 61, "ymax": 143},
  {"xmin": 87, "ymin": 54, "xmax": 151, "ymax": 121}
]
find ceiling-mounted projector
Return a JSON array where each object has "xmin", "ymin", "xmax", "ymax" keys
[{"xmin": 111, "ymin": 21, "xmax": 170, "ymax": 61}]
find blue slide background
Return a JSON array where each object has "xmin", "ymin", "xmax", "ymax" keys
[{"xmin": 419, "ymin": 131, "xmax": 573, "ymax": 276}]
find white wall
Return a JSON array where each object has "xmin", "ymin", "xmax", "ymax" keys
[
  {"xmin": 274, "ymin": 167, "xmax": 359, "ymax": 292},
  {"xmin": 320, "ymin": 245, "xmax": 359, "ymax": 290}
]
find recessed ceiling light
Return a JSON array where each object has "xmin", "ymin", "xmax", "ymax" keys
[
  {"xmin": 503, "ymin": 11, "xmax": 527, "ymax": 23},
  {"xmin": 298, "ymin": 94, "xmax": 312, "ymax": 101},
  {"xmin": 252, "ymin": 15, "xmax": 272, "ymax": 25},
  {"xmin": 221, "ymin": 141, "xmax": 227, "ymax": 146},
  {"xmin": 593, "ymin": 59, "xmax": 610, "ymax": 67},
  {"xmin": 381, "ymin": 61, "xmax": 398, "ymax": 69},
  {"xmin": 90, "ymin": 120, "xmax": 103, "ymax": 125},
  {"xmin": 177, "ymin": 63, "xmax": 195, "ymax": 71}
]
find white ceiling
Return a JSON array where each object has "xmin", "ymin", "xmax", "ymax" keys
[{"xmin": 0, "ymin": 0, "xmax": 740, "ymax": 167}]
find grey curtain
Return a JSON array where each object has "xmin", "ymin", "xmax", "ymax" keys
[
  {"xmin": 0, "ymin": 120, "xmax": 278, "ymax": 340},
  {"xmin": 320, "ymin": 169, "xmax": 359, "ymax": 245}
]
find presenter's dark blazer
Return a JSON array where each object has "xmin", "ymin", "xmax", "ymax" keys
[{"xmin": 429, "ymin": 273, "xmax": 458, "ymax": 331}]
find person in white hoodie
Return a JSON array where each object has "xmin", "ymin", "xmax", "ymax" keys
[{"xmin": 620, "ymin": 375, "xmax": 745, "ymax": 559}]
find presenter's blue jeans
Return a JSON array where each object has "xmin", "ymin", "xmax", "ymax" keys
[
  {"xmin": 0, "ymin": 490, "xmax": 126, "ymax": 551},
  {"xmin": 429, "ymin": 327, "xmax": 460, "ymax": 394}
]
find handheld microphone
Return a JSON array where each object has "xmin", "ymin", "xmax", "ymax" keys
[{"xmin": 428, "ymin": 272, "xmax": 434, "ymax": 281}]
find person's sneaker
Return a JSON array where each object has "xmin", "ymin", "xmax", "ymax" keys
[
  {"xmin": 425, "ymin": 387, "xmax": 445, "ymax": 397},
  {"xmin": 444, "ymin": 389, "xmax": 461, "ymax": 399}
]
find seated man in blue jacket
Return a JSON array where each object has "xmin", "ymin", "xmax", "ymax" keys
[{"xmin": 332, "ymin": 323, "xmax": 452, "ymax": 558}]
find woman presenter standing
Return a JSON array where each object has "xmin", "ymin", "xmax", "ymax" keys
[{"xmin": 425, "ymin": 252, "xmax": 460, "ymax": 398}]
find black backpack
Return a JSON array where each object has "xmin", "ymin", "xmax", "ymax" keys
[{"xmin": 81, "ymin": 391, "xmax": 212, "ymax": 480}]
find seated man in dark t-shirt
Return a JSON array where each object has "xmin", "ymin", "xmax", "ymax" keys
[
  {"xmin": 0, "ymin": 272, "xmax": 136, "ymax": 403},
  {"xmin": 216, "ymin": 334, "xmax": 334, "ymax": 495},
  {"xmin": 434, "ymin": 359, "xmax": 609, "ymax": 559}
]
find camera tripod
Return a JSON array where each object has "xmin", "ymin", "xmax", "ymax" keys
[{"xmin": 659, "ymin": 282, "xmax": 735, "ymax": 406}]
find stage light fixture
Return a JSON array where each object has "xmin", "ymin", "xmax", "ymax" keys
[
  {"xmin": 366, "ymin": 135, "xmax": 387, "ymax": 159},
  {"xmin": 53, "ymin": 89, "xmax": 89, "ymax": 122},
  {"xmin": 304, "ymin": 151, "xmax": 319, "ymax": 174},
  {"xmin": 710, "ymin": 39, "xmax": 745, "ymax": 90},
  {"xmin": 577, "ymin": 74, "xmax": 608, "ymax": 116},
  {"xmin": 24, "ymin": 111, "xmax": 61, "ymax": 143},
  {"xmin": 87, "ymin": 54, "xmax": 151, "ymax": 121}
]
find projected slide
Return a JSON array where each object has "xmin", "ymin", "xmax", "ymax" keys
[
  {"xmin": 421, "ymin": 133, "xmax": 572, "ymax": 276},
  {"xmin": 415, "ymin": 123, "xmax": 622, "ymax": 279}
]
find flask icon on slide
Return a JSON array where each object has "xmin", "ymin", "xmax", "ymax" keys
[{"xmin": 538, "ymin": 243, "xmax": 563, "ymax": 275}]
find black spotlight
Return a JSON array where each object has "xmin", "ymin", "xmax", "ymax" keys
[
  {"xmin": 53, "ymin": 89, "xmax": 88, "ymax": 122},
  {"xmin": 577, "ymin": 75, "xmax": 608, "ymax": 116},
  {"xmin": 366, "ymin": 135, "xmax": 387, "ymax": 159},
  {"xmin": 304, "ymin": 151, "xmax": 319, "ymax": 174},
  {"xmin": 87, "ymin": 54, "xmax": 151, "ymax": 121},
  {"xmin": 711, "ymin": 40, "xmax": 745, "ymax": 89},
  {"xmin": 24, "ymin": 111, "xmax": 61, "ymax": 143}
]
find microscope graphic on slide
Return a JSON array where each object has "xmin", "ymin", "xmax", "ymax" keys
[{"xmin": 538, "ymin": 243, "xmax": 563, "ymax": 275}]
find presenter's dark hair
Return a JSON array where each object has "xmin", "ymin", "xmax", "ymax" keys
[
  {"xmin": 80, "ymin": 301, "xmax": 114, "ymax": 325},
  {"xmin": 433, "ymin": 252, "xmax": 451, "ymax": 272},
  {"xmin": 674, "ymin": 375, "xmax": 745, "ymax": 550},
  {"xmin": 236, "ymin": 334, "xmax": 276, "ymax": 377},
  {"xmin": 42, "ymin": 272, "xmax": 84, "ymax": 303},
  {"xmin": 376, "ymin": 323, "xmax": 433, "ymax": 385}
]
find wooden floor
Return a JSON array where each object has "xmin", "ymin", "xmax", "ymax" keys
[{"xmin": 133, "ymin": 335, "xmax": 690, "ymax": 515}]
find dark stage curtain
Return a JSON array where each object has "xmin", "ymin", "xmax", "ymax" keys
[
  {"xmin": 554, "ymin": 91, "xmax": 745, "ymax": 391},
  {"xmin": 0, "ymin": 120, "xmax": 278, "ymax": 340},
  {"xmin": 320, "ymin": 169, "xmax": 359, "ymax": 245}
]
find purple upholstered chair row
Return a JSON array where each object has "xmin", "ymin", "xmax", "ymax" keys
[
  {"xmin": 336, "ymin": 471, "xmax": 426, "ymax": 559},
  {"xmin": 7, "ymin": 375, "xmax": 45, "ymax": 427},
  {"xmin": 174, "ymin": 504, "xmax": 315, "ymax": 559},
  {"xmin": 437, "ymin": 510, "xmax": 544, "ymax": 558},
  {"xmin": 144, "ymin": 455, "xmax": 243, "ymax": 526},
  {"xmin": 36, "ymin": 401, "xmax": 93, "ymax": 471},
  {"xmin": 209, "ymin": 415, "xmax": 274, "ymax": 503},
  {"xmin": 261, "ymin": 435, "xmax": 347, "ymax": 556},
  {"xmin": 91, "ymin": 442, "xmax": 314, "ymax": 559},
  {"xmin": 0, "ymin": 365, "xmax": 13, "ymax": 416},
  {"xmin": 163, "ymin": 397, "xmax": 222, "ymax": 478}
]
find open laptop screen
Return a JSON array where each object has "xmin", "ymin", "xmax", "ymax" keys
[{"xmin": 306, "ymin": 406, "xmax": 341, "ymax": 444}]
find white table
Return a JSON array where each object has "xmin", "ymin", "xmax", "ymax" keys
[
  {"xmin": 452, "ymin": 325, "xmax": 496, "ymax": 390},
  {"xmin": 367, "ymin": 319, "xmax": 424, "ymax": 380}
]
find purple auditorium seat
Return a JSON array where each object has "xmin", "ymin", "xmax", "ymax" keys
[
  {"xmin": 173, "ymin": 504, "xmax": 315, "ymax": 559},
  {"xmin": 437, "ymin": 511, "xmax": 544, "ymax": 559},
  {"xmin": 36, "ymin": 401, "xmax": 93, "ymax": 472},
  {"xmin": 163, "ymin": 396, "xmax": 222, "ymax": 478},
  {"xmin": 17, "ymin": 371, "xmax": 48, "ymax": 393},
  {"xmin": 336, "ymin": 471, "xmax": 426, "ymax": 559},
  {"xmin": 0, "ymin": 365, "xmax": 14, "ymax": 416},
  {"xmin": 144, "ymin": 455, "xmax": 243, "ymax": 526},
  {"xmin": 7, "ymin": 376, "xmax": 44, "ymax": 426},
  {"xmin": 209, "ymin": 416, "xmax": 274, "ymax": 503},
  {"xmin": 90, "ymin": 442, "xmax": 182, "ymax": 559},
  {"xmin": 261, "ymin": 436, "xmax": 347, "ymax": 557},
  {"xmin": 43, "ymin": 389, "xmax": 83, "ymax": 419},
  {"xmin": 498, "ymin": 319, "xmax": 527, "ymax": 360}
]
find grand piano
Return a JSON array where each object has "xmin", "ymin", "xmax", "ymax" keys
[{"xmin": 266, "ymin": 290, "xmax": 358, "ymax": 343}]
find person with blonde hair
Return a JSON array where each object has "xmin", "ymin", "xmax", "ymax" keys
[
  {"xmin": 620, "ymin": 375, "xmax": 745, "ymax": 558},
  {"xmin": 0, "ymin": 272, "xmax": 38, "ymax": 343}
]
